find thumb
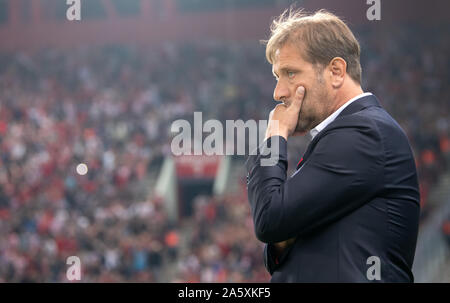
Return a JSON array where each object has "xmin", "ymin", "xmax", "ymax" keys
[{"xmin": 288, "ymin": 86, "xmax": 305, "ymax": 112}]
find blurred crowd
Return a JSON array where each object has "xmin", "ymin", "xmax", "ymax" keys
[
  {"xmin": 0, "ymin": 24, "xmax": 449, "ymax": 282},
  {"xmin": 171, "ymin": 192, "xmax": 270, "ymax": 282},
  {"xmin": 443, "ymin": 217, "xmax": 450, "ymax": 247},
  {"xmin": 0, "ymin": 40, "xmax": 273, "ymax": 282}
]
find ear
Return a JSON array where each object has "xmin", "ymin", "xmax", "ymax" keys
[{"xmin": 328, "ymin": 57, "xmax": 346, "ymax": 88}]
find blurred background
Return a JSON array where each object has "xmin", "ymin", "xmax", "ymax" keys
[{"xmin": 0, "ymin": 0, "xmax": 449, "ymax": 282}]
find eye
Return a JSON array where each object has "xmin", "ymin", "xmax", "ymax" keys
[{"xmin": 287, "ymin": 71, "xmax": 296, "ymax": 79}]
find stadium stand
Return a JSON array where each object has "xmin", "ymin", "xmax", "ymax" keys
[{"xmin": 0, "ymin": 0, "xmax": 448, "ymax": 282}]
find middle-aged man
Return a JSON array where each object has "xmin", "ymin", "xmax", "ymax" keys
[{"xmin": 245, "ymin": 9, "xmax": 421, "ymax": 282}]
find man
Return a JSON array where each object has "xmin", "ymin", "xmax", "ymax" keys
[{"xmin": 246, "ymin": 9, "xmax": 420, "ymax": 282}]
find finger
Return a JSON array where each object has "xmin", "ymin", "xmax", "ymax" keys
[
  {"xmin": 270, "ymin": 103, "xmax": 286, "ymax": 118},
  {"xmin": 287, "ymin": 86, "xmax": 305, "ymax": 112}
]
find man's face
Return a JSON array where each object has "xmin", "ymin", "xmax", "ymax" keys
[{"xmin": 272, "ymin": 42, "xmax": 333, "ymax": 134}]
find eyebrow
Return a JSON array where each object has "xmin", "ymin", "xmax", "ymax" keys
[{"xmin": 272, "ymin": 66, "xmax": 301, "ymax": 78}]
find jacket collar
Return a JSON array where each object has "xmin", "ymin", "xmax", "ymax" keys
[
  {"xmin": 336, "ymin": 94, "xmax": 382, "ymax": 119},
  {"xmin": 309, "ymin": 92, "xmax": 374, "ymax": 140},
  {"xmin": 295, "ymin": 94, "xmax": 382, "ymax": 171}
]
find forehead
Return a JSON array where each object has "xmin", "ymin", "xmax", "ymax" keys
[{"xmin": 272, "ymin": 43, "xmax": 308, "ymax": 69}]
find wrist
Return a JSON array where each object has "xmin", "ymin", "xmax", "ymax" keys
[{"xmin": 265, "ymin": 128, "xmax": 289, "ymax": 141}]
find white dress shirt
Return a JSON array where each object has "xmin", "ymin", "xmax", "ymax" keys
[{"xmin": 309, "ymin": 92, "xmax": 373, "ymax": 140}]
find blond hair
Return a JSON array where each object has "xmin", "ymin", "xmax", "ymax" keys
[{"xmin": 264, "ymin": 8, "xmax": 362, "ymax": 84}]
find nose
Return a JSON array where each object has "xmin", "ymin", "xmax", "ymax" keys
[{"xmin": 273, "ymin": 80, "xmax": 290, "ymax": 103}]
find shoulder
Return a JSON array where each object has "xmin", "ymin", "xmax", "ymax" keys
[
  {"xmin": 319, "ymin": 107, "xmax": 384, "ymax": 145},
  {"xmin": 310, "ymin": 107, "xmax": 387, "ymax": 167},
  {"xmin": 324, "ymin": 104, "xmax": 406, "ymax": 142}
]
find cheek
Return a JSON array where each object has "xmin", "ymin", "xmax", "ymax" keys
[
  {"xmin": 308, "ymin": 81, "xmax": 326, "ymax": 108},
  {"xmin": 300, "ymin": 95, "xmax": 315, "ymax": 120},
  {"xmin": 302, "ymin": 89, "xmax": 316, "ymax": 113}
]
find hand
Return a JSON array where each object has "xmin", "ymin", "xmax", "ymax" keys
[
  {"xmin": 265, "ymin": 86, "xmax": 305, "ymax": 141},
  {"xmin": 273, "ymin": 237, "xmax": 297, "ymax": 256}
]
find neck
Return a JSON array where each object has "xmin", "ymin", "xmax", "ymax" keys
[{"xmin": 330, "ymin": 82, "xmax": 364, "ymax": 113}]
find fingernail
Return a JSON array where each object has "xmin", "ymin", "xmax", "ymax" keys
[{"xmin": 297, "ymin": 86, "xmax": 305, "ymax": 94}]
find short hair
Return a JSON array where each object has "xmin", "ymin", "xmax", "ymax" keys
[{"xmin": 264, "ymin": 8, "xmax": 362, "ymax": 84}]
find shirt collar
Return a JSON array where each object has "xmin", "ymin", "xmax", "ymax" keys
[{"xmin": 309, "ymin": 92, "xmax": 373, "ymax": 140}]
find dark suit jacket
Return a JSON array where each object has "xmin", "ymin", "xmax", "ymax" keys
[{"xmin": 245, "ymin": 95, "xmax": 420, "ymax": 282}]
